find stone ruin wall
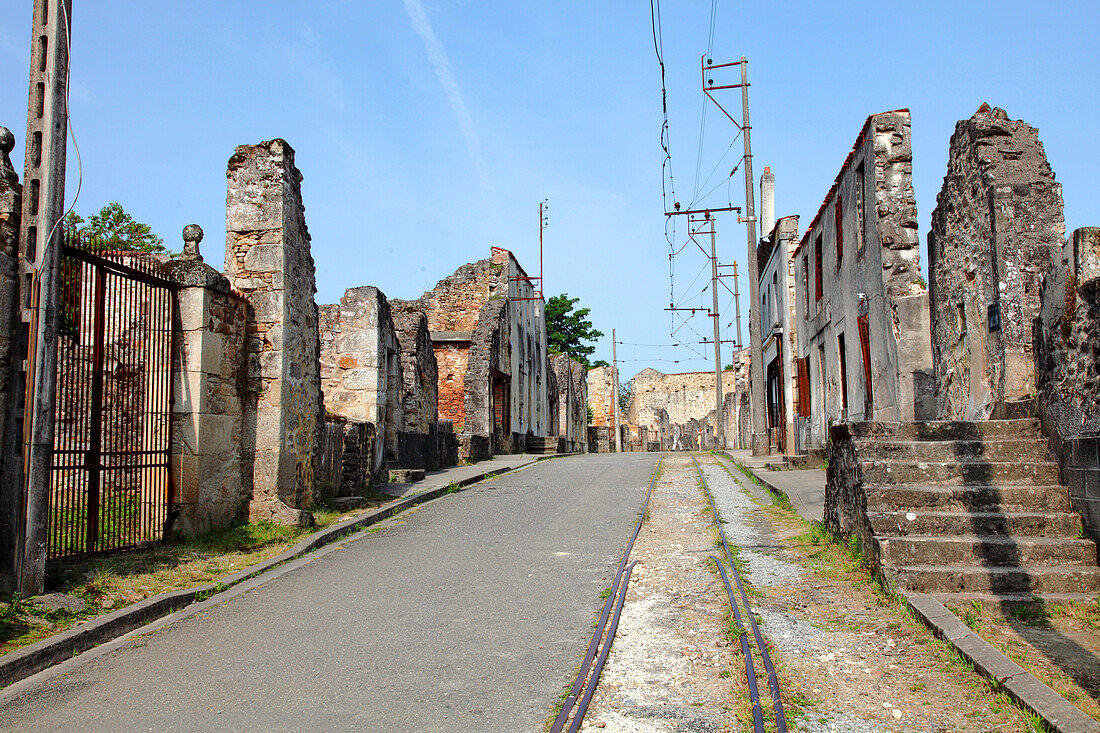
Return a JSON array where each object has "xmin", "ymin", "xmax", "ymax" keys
[
  {"xmin": 550, "ymin": 353, "xmax": 587, "ymax": 451},
  {"xmin": 413, "ymin": 259, "xmax": 495, "ymax": 432},
  {"xmin": 1036, "ymin": 227, "xmax": 1100, "ymax": 539},
  {"xmin": 225, "ymin": 139, "xmax": 323, "ymax": 524},
  {"xmin": 464, "ymin": 296, "xmax": 508, "ymax": 458},
  {"xmin": 318, "ymin": 286, "xmax": 401, "ymax": 478},
  {"xmin": 929, "ymin": 105, "xmax": 1065, "ymax": 420},
  {"xmin": 587, "ymin": 365, "xmax": 616, "ymax": 429},
  {"xmin": 391, "ymin": 300, "xmax": 438, "ymax": 435},
  {"xmin": 627, "ymin": 368, "xmax": 741, "ymax": 438}
]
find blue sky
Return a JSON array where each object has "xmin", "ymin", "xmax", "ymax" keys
[{"xmin": 1, "ymin": 1, "xmax": 1097, "ymax": 381}]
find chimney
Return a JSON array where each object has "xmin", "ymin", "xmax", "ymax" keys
[{"xmin": 760, "ymin": 166, "xmax": 775, "ymax": 237}]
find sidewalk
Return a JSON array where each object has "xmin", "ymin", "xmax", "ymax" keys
[
  {"xmin": 722, "ymin": 449, "xmax": 825, "ymax": 523},
  {"xmin": 380, "ymin": 453, "xmax": 543, "ymax": 498}
]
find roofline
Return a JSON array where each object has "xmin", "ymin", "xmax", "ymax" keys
[{"xmin": 792, "ymin": 109, "xmax": 910, "ymax": 258}]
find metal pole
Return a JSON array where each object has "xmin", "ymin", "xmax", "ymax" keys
[
  {"xmin": 710, "ymin": 221, "xmax": 724, "ymax": 450},
  {"xmin": 14, "ymin": 0, "xmax": 72, "ymax": 593},
  {"xmin": 740, "ymin": 56, "xmax": 767, "ymax": 456},
  {"xmin": 611, "ymin": 328, "xmax": 621, "ymax": 453}
]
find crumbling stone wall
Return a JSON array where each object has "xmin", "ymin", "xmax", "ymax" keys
[
  {"xmin": 318, "ymin": 286, "xmax": 402, "ymax": 480},
  {"xmin": 391, "ymin": 300, "xmax": 437, "ymax": 434},
  {"xmin": 929, "ymin": 105, "xmax": 1065, "ymax": 420},
  {"xmin": 626, "ymin": 367, "xmax": 745, "ymax": 447},
  {"xmin": 793, "ymin": 109, "xmax": 933, "ymax": 453},
  {"xmin": 166, "ymin": 232, "xmax": 251, "ymax": 534},
  {"xmin": 415, "ymin": 259, "xmax": 493, "ymax": 431},
  {"xmin": 225, "ymin": 139, "xmax": 323, "ymax": 524},
  {"xmin": 1036, "ymin": 227, "xmax": 1100, "ymax": 539},
  {"xmin": 550, "ymin": 353, "xmax": 587, "ymax": 452},
  {"xmin": 588, "ymin": 365, "xmax": 616, "ymax": 430},
  {"xmin": 408, "ymin": 248, "xmax": 547, "ymax": 461}
]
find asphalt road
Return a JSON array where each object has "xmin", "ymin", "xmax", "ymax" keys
[{"xmin": 0, "ymin": 453, "xmax": 657, "ymax": 732}]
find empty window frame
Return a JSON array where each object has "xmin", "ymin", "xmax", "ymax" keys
[
  {"xmin": 814, "ymin": 235, "xmax": 824, "ymax": 303},
  {"xmin": 837, "ymin": 332, "xmax": 849, "ymax": 412},
  {"xmin": 835, "ymin": 194, "xmax": 843, "ymax": 267},
  {"xmin": 855, "ymin": 161, "xmax": 866, "ymax": 255}
]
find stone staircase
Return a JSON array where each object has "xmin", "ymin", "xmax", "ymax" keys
[
  {"xmin": 847, "ymin": 418, "xmax": 1100, "ymax": 610},
  {"xmin": 526, "ymin": 436, "xmax": 559, "ymax": 455}
]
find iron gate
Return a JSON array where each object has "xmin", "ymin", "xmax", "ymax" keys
[{"xmin": 48, "ymin": 232, "xmax": 177, "ymax": 558}]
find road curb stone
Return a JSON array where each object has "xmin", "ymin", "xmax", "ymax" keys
[
  {"xmin": 904, "ymin": 592, "xmax": 1100, "ymax": 733},
  {"xmin": 0, "ymin": 459, "xmax": 539, "ymax": 689}
]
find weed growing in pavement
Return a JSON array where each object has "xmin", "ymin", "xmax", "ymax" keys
[
  {"xmin": 599, "ymin": 587, "xmax": 612, "ymax": 600},
  {"xmin": 444, "ymin": 481, "xmax": 462, "ymax": 495},
  {"xmin": 1007, "ymin": 600, "xmax": 1051, "ymax": 627}
]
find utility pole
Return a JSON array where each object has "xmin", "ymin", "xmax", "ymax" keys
[
  {"xmin": 611, "ymin": 328, "xmax": 621, "ymax": 453},
  {"xmin": 708, "ymin": 218, "xmax": 724, "ymax": 450},
  {"xmin": 11, "ymin": 0, "xmax": 72, "ymax": 594},
  {"xmin": 739, "ymin": 56, "xmax": 767, "ymax": 456}
]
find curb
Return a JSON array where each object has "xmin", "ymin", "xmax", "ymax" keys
[
  {"xmin": 904, "ymin": 593, "xmax": 1100, "ymax": 733},
  {"xmin": 0, "ymin": 459, "xmax": 540, "ymax": 689}
]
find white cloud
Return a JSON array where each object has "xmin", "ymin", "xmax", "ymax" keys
[{"xmin": 401, "ymin": 0, "xmax": 498, "ymax": 220}]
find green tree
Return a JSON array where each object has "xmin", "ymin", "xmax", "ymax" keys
[
  {"xmin": 65, "ymin": 202, "xmax": 165, "ymax": 252},
  {"xmin": 545, "ymin": 293, "xmax": 604, "ymax": 367}
]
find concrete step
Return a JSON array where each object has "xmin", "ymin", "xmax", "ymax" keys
[
  {"xmin": 848, "ymin": 419, "xmax": 1039, "ymax": 442},
  {"xmin": 877, "ymin": 535, "xmax": 1098, "ymax": 567},
  {"xmin": 932, "ymin": 592, "xmax": 1100, "ymax": 617},
  {"xmin": 853, "ymin": 438, "xmax": 1050, "ymax": 463},
  {"xmin": 885, "ymin": 565, "xmax": 1100, "ymax": 594},
  {"xmin": 861, "ymin": 459, "xmax": 1059, "ymax": 487},
  {"xmin": 525, "ymin": 436, "xmax": 558, "ymax": 455},
  {"xmin": 864, "ymin": 485, "xmax": 1071, "ymax": 513},
  {"xmin": 388, "ymin": 468, "xmax": 425, "ymax": 483},
  {"xmin": 868, "ymin": 510, "xmax": 1083, "ymax": 538}
]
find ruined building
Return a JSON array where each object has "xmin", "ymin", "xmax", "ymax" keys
[
  {"xmin": 626, "ymin": 364, "xmax": 749, "ymax": 451},
  {"xmin": 409, "ymin": 247, "xmax": 550, "ymax": 461},
  {"xmin": 825, "ymin": 107, "xmax": 1100, "ymax": 605},
  {"xmin": 318, "ymin": 287, "xmax": 402, "ymax": 482},
  {"xmin": 586, "ymin": 364, "xmax": 619, "ymax": 452},
  {"xmin": 548, "ymin": 353, "xmax": 588, "ymax": 453},
  {"xmin": 758, "ymin": 213, "xmax": 801, "ymax": 454},
  {"xmin": 929, "ymin": 105, "xmax": 1066, "ymax": 420},
  {"xmin": 792, "ymin": 109, "xmax": 934, "ymax": 453}
]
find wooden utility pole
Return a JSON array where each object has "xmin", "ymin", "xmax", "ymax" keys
[
  {"xmin": 611, "ymin": 328, "xmax": 621, "ymax": 453},
  {"xmin": 739, "ymin": 56, "xmax": 767, "ymax": 456},
  {"xmin": 13, "ymin": 0, "xmax": 72, "ymax": 594}
]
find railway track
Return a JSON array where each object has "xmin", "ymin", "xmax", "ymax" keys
[
  {"xmin": 552, "ymin": 455, "xmax": 786, "ymax": 733},
  {"xmin": 696, "ymin": 455, "xmax": 787, "ymax": 733}
]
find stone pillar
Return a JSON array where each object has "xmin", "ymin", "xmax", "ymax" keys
[
  {"xmin": 0, "ymin": 127, "xmax": 23, "ymax": 591},
  {"xmin": 167, "ymin": 226, "xmax": 250, "ymax": 534},
  {"xmin": 226, "ymin": 139, "xmax": 323, "ymax": 525}
]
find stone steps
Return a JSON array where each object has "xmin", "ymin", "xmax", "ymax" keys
[
  {"xmin": 861, "ymin": 459, "xmax": 1059, "ymax": 487},
  {"xmin": 877, "ymin": 535, "xmax": 1097, "ymax": 567},
  {"xmin": 526, "ymin": 437, "xmax": 558, "ymax": 455},
  {"xmin": 884, "ymin": 565, "xmax": 1100, "ymax": 595},
  {"xmin": 854, "ymin": 438, "xmax": 1050, "ymax": 462},
  {"xmin": 864, "ymin": 485, "xmax": 1071, "ymax": 513},
  {"xmin": 848, "ymin": 418, "xmax": 1039, "ymax": 441},
  {"xmin": 868, "ymin": 510, "xmax": 1083, "ymax": 537},
  {"xmin": 838, "ymin": 417, "xmax": 1100, "ymax": 604},
  {"xmin": 932, "ymin": 592, "xmax": 1100, "ymax": 616}
]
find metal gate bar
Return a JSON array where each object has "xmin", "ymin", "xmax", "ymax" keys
[{"xmin": 47, "ymin": 233, "xmax": 177, "ymax": 559}]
